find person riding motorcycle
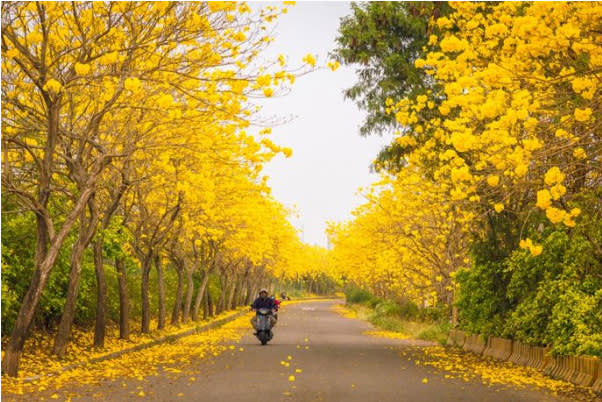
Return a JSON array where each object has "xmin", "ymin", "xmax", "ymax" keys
[{"xmin": 250, "ymin": 289, "xmax": 277, "ymax": 332}]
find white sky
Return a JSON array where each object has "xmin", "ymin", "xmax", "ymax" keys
[{"xmin": 256, "ymin": 2, "xmax": 392, "ymax": 247}]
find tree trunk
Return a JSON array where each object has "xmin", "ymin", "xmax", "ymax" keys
[
  {"xmin": 183, "ymin": 268, "xmax": 194, "ymax": 322},
  {"xmin": 207, "ymin": 287, "xmax": 214, "ymax": 318},
  {"xmin": 116, "ymin": 257, "xmax": 130, "ymax": 340},
  {"xmin": 93, "ymin": 238, "xmax": 107, "ymax": 348},
  {"xmin": 141, "ymin": 257, "xmax": 152, "ymax": 334},
  {"xmin": 171, "ymin": 264, "xmax": 184, "ymax": 326},
  {"xmin": 192, "ymin": 270, "xmax": 209, "ymax": 321},
  {"xmin": 245, "ymin": 280, "xmax": 254, "ymax": 305},
  {"xmin": 156, "ymin": 255, "xmax": 166, "ymax": 330},
  {"xmin": 53, "ymin": 208, "xmax": 96, "ymax": 357},
  {"xmin": 202, "ymin": 287, "xmax": 208, "ymax": 320},
  {"xmin": 451, "ymin": 288, "xmax": 458, "ymax": 327},
  {"xmin": 236, "ymin": 281, "xmax": 246, "ymax": 307},
  {"xmin": 227, "ymin": 279, "xmax": 237, "ymax": 310},
  {"xmin": 216, "ymin": 278, "xmax": 227, "ymax": 315},
  {"xmin": 2, "ymin": 269, "xmax": 46, "ymax": 375},
  {"xmin": 93, "ymin": 177, "xmax": 129, "ymax": 346}
]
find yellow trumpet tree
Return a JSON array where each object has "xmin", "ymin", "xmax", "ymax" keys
[
  {"xmin": 1, "ymin": 1, "xmax": 304, "ymax": 376},
  {"xmin": 328, "ymin": 2, "xmax": 601, "ymax": 326}
]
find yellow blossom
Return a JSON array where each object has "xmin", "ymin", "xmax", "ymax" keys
[
  {"xmin": 529, "ymin": 244, "xmax": 543, "ymax": 256},
  {"xmin": 156, "ymin": 94, "xmax": 174, "ymax": 108},
  {"xmin": 98, "ymin": 51, "xmax": 119, "ymax": 65},
  {"xmin": 514, "ymin": 163, "xmax": 528, "ymax": 178},
  {"xmin": 487, "ymin": 175, "xmax": 499, "ymax": 187},
  {"xmin": 302, "ymin": 53, "xmax": 316, "ymax": 67},
  {"xmin": 574, "ymin": 107, "xmax": 592, "ymax": 122},
  {"xmin": 563, "ymin": 216, "xmax": 576, "ymax": 227},
  {"xmin": 554, "ymin": 129, "xmax": 569, "ymax": 139},
  {"xmin": 232, "ymin": 32, "xmax": 247, "ymax": 41},
  {"xmin": 44, "ymin": 79, "xmax": 62, "ymax": 92},
  {"xmin": 74, "ymin": 62, "xmax": 91, "ymax": 75},
  {"xmin": 536, "ymin": 189, "xmax": 551, "ymax": 210},
  {"xmin": 440, "ymin": 35, "xmax": 468, "ymax": 52},
  {"xmin": 573, "ymin": 147, "xmax": 587, "ymax": 159},
  {"xmin": 124, "ymin": 77, "xmax": 142, "ymax": 91},
  {"xmin": 544, "ymin": 167, "xmax": 565, "ymax": 186},
  {"xmin": 550, "ymin": 184, "xmax": 566, "ymax": 200},
  {"xmin": 282, "ymin": 147, "xmax": 293, "ymax": 158},
  {"xmin": 545, "ymin": 207, "xmax": 566, "ymax": 224}
]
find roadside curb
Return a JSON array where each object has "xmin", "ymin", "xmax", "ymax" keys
[{"xmin": 446, "ymin": 329, "xmax": 602, "ymax": 395}]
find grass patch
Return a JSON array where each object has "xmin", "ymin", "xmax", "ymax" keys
[{"xmin": 346, "ymin": 302, "xmax": 451, "ymax": 344}]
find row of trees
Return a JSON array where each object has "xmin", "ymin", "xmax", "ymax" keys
[
  {"xmin": 329, "ymin": 2, "xmax": 602, "ymax": 356},
  {"xmin": 1, "ymin": 1, "xmax": 328, "ymax": 377}
]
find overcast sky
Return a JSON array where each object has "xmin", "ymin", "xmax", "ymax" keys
[{"xmin": 256, "ymin": 2, "xmax": 392, "ymax": 247}]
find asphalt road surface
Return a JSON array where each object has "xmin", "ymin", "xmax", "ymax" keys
[{"xmin": 71, "ymin": 299, "xmax": 589, "ymax": 402}]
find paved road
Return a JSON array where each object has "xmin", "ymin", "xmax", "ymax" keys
[{"xmin": 74, "ymin": 300, "xmax": 585, "ymax": 402}]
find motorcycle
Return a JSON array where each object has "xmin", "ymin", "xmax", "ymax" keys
[{"xmin": 254, "ymin": 308, "xmax": 275, "ymax": 345}]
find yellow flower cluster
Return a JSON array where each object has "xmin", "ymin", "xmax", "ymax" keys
[
  {"xmin": 329, "ymin": 1, "xmax": 601, "ymax": 305},
  {"xmin": 387, "ymin": 1, "xmax": 600, "ymax": 242}
]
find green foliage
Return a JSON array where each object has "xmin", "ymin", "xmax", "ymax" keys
[
  {"xmin": 345, "ymin": 286, "xmax": 445, "ymax": 323},
  {"xmin": 347, "ymin": 302, "xmax": 450, "ymax": 345},
  {"xmin": 333, "ymin": 1, "xmax": 450, "ymax": 137},
  {"xmin": 1, "ymin": 205, "xmax": 36, "ymax": 334},
  {"xmin": 344, "ymin": 286, "xmax": 374, "ymax": 304},
  {"xmin": 395, "ymin": 299, "xmax": 419, "ymax": 319},
  {"xmin": 207, "ymin": 274, "xmax": 222, "ymax": 303},
  {"xmin": 0, "ymin": 201, "xmax": 99, "ymax": 333},
  {"xmin": 374, "ymin": 299, "xmax": 402, "ymax": 316},
  {"xmin": 457, "ymin": 225, "xmax": 602, "ymax": 357},
  {"xmin": 455, "ymin": 260, "xmax": 512, "ymax": 337},
  {"xmin": 417, "ymin": 321, "xmax": 451, "ymax": 344}
]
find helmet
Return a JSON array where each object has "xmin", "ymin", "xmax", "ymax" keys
[{"xmin": 259, "ymin": 288, "xmax": 268, "ymax": 294}]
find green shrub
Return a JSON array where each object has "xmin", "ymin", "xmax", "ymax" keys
[
  {"xmin": 456, "ymin": 224, "xmax": 602, "ymax": 357},
  {"xmin": 374, "ymin": 300, "xmax": 402, "ymax": 316},
  {"xmin": 417, "ymin": 321, "xmax": 451, "ymax": 344},
  {"xmin": 344, "ymin": 286, "xmax": 374, "ymax": 304}
]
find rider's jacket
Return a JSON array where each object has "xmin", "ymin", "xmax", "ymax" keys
[{"xmin": 252, "ymin": 297, "xmax": 276, "ymax": 310}]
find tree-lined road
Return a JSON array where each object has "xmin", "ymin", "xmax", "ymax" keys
[{"xmin": 67, "ymin": 300, "xmax": 580, "ymax": 402}]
